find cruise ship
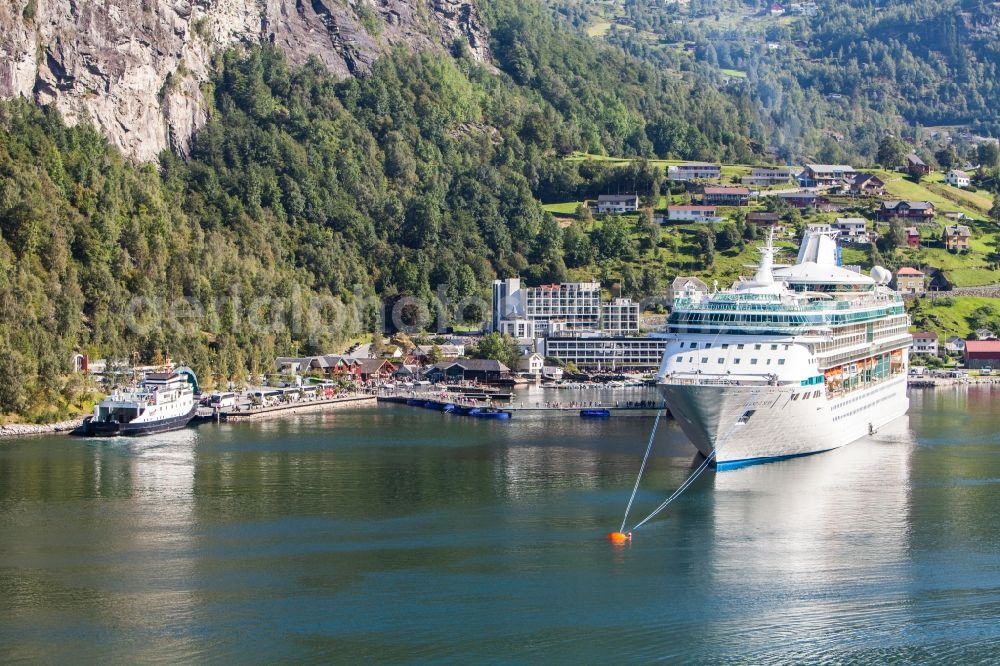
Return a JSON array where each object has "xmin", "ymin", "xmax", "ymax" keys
[
  {"xmin": 656, "ymin": 228, "xmax": 911, "ymax": 469},
  {"xmin": 84, "ymin": 366, "xmax": 199, "ymax": 436}
]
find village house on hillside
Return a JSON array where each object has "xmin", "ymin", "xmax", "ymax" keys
[
  {"xmin": 911, "ymin": 332, "xmax": 939, "ymax": 356},
  {"xmin": 946, "ymin": 169, "xmax": 971, "ymax": 187},
  {"xmin": 667, "ymin": 162, "xmax": 721, "ymax": 181},
  {"xmin": 943, "ymin": 224, "xmax": 972, "ymax": 251},
  {"xmin": 741, "ymin": 166, "xmax": 799, "ymax": 186},
  {"xmin": 594, "ymin": 194, "xmax": 639, "ymax": 215},
  {"xmin": 832, "ymin": 217, "xmax": 868, "ymax": 241},
  {"xmin": 668, "ymin": 276, "xmax": 709, "ymax": 302},
  {"xmin": 905, "ymin": 226, "xmax": 921, "ymax": 248},
  {"xmin": 667, "ymin": 205, "xmax": 720, "ymax": 222},
  {"xmin": 944, "ymin": 336, "xmax": 966, "ymax": 354},
  {"xmin": 798, "ymin": 164, "xmax": 856, "ymax": 187},
  {"xmin": 747, "ymin": 211, "xmax": 780, "ymax": 225},
  {"xmin": 894, "ymin": 267, "xmax": 925, "ymax": 294},
  {"xmin": 848, "ymin": 173, "xmax": 886, "ymax": 195},
  {"xmin": 878, "ymin": 200, "xmax": 935, "ymax": 220},
  {"xmin": 777, "ymin": 191, "xmax": 822, "ymax": 208},
  {"xmin": 703, "ymin": 186, "xmax": 751, "ymax": 206},
  {"xmin": 906, "ymin": 153, "xmax": 930, "ymax": 177}
]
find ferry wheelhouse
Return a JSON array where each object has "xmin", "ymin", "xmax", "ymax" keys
[{"xmin": 656, "ymin": 229, "xmax": 911, "ymax": 469}]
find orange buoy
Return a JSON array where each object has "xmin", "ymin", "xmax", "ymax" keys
[{"xmin": 607, "ymin": 531, "xmax": 631, "ymax": 544}]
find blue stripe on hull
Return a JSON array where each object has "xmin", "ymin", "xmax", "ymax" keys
[{"xmin": 715, "ymin": 446, "xmax": 837, "ymax": 471}]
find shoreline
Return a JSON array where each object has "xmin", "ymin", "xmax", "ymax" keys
[{"xmin": 0, "ymin": 418, "xmax": 85, "ymax": 440}]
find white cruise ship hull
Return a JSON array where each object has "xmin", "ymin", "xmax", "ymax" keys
[{"xmin": 659, "ymin": 376, "xmax": 908, "ymax": 469}]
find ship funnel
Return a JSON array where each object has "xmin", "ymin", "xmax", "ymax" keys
[{"xmin": 752, "ymin": 227, "xmax": 777, "ymax": 285}]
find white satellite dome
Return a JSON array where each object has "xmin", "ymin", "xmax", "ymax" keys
[{"xmin": 871, "ymin": 266, "xmax": 892, "ymax": 285}]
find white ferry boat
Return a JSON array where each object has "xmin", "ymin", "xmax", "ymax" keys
[
  {"xmin": 656, "ymin": 228, "xmax": 911, "ymax": 469},
  {"xmin": 84, "ymin": 366, "xmax": 199, "ymax": 436}
]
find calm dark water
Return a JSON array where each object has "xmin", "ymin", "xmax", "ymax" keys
[{"xmin": 2, "ymin": 387, "xmax": 1000, "ymax": 663}]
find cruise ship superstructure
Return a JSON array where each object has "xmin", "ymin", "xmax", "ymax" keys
[{"xmin": 656, "ymin": 228, "xmax": 911, "ymax": 469}]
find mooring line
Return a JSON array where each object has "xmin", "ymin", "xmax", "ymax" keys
[
  {"xmin": 621, "ymin": 390, "xmax": 761, "ymax": 535},
  {"xmin": 619, "ymin": 409, "xmax": 662, "ymax": 533},
  {"xmin": 629, "ymin": 450, "xmax": 716, "ymax": 531}
]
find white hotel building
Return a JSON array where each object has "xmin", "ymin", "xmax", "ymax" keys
[{"xmin": 492, "ymin": 279, "xmax": 639, "ymax": 336}]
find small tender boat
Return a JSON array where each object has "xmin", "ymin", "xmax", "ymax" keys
[
  {"xmin": 470, "ymin": 407, "xmax": 511, "ymax": 420},
  {"xmin": 580, "ymin": 409, "xmax": 611, "ymax": 418}
]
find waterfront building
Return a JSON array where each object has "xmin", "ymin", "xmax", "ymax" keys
[
  {"xmin": 276, "ymin": 355, "xmax": 361, "ymax": 378},
  {"xmin": 523, "ymin": 282, "xmax": 602, "ymax": 335},
  {"xmin": 498, "ymin": 318, "xmax": 536, "ymax": 340},
  {"xmin": 911, "ymin": 332, "xmax": 939, "ymax": 356},
  {"xmin": 493, "ymin": 279, "xmax": 637, "ymax": 337},
  {"xmin": 425, "ymin": 360, "xmax": 511, "ymax": 383},
  {"xmin": 964, "ymin": 340, "xmax": 1000, "ymax": 369},
  {"xmin": 492, "ymin": 277, "xmax": 523, "ymax": 332},
  {"xmin": 517, "ymin": 352, "xmax": 545, "ymax": 377},
  {"xmin": 542, "ymin": 336, "xmax": 668, "ymax": 370},
  {"xmin": 601, "ymin": 298, "xmax": 640, "ymax": 335}
]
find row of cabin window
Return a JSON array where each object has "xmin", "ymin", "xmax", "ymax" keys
[
  {"xmin": 679, "ymin": 342, "xmax": 789, "ymax": 351},
  {"xmin": 790, "ymin": 390, "xmax": 822, "ymax": 401},
  {"xmin": 686, "ymin": 357, "xmax": 786, "ymax": 366}
]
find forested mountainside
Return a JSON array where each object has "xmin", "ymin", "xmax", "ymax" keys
[
  {"xmin": 573, "ymin": 0, "xmax": 999, "ymax": 161},
  {"xmin": 0, "ymin": 0, "xmax": 763, "ymax": 421},
  {"xmin": 805, "ymin": 0, "xmax": 1000, "ymax": 134}
]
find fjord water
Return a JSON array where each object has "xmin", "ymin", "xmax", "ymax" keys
[{"xmin": 2, "ymin": 388, "xmax": 1000, "ymax": 662}]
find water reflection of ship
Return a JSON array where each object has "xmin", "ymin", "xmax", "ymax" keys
[{"xmin": 698, "ymin": 417, "xmax": 915, "ymax": 652}]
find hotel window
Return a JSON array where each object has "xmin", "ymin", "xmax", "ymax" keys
[
  {"xmin": 722, "ymin": 344, "xmax": 729, "ymax": 349},
  {"xmin": 778, "ymin": 359, "xmax": 786, "ymax": 365},
  {"xmin": 770, "ymin": 344, "xmax": 778, "ymax": 350},
  {"xmin": 737, "ymin": 344, "xmax": 745, "ymax": 350},
  {"xmin": 754, "ymin": 344, "xmax": 761, "ymax": 350},
  {"xmin": 701, "ymin": 357, "xmax": 708, "ymax": 363},
  {"xmin": 734, "ymin": 358, "xmax": 741, "ymax": 364},
  {"xmin": 751, "ymin": 359, "xmax": 758, "ymax": 365}
]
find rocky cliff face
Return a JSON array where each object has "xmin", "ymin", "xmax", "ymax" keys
[{"xmin": 0, "ymin": 0, "xmax": 491, "ymax": 160}]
